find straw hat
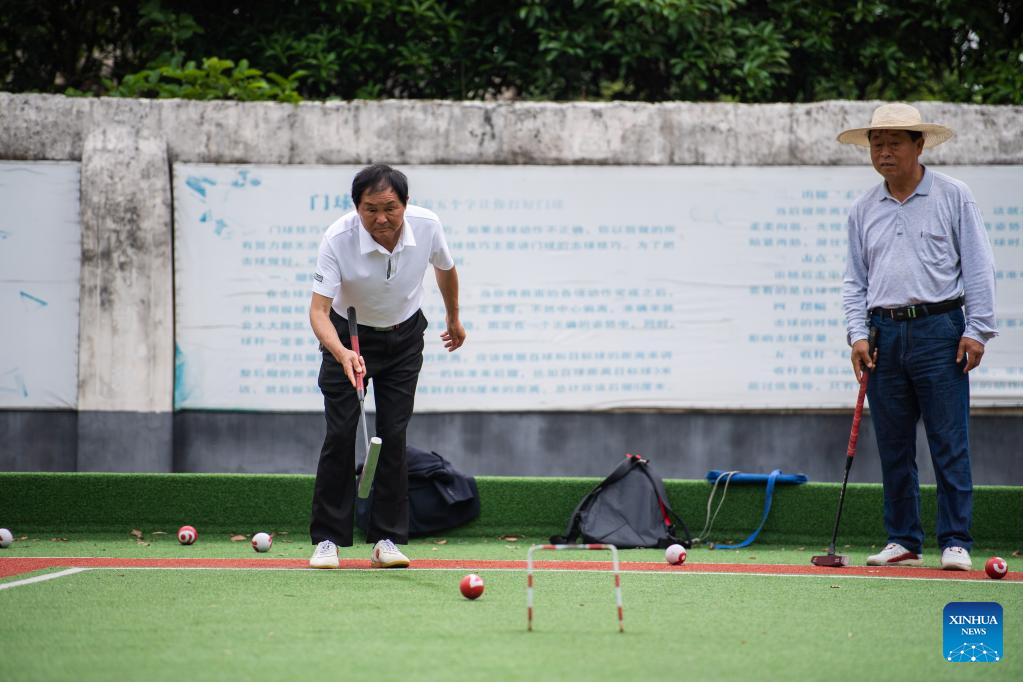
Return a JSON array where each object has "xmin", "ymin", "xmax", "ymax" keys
[{"xmin": 837, "ymin": 102, "xmax": 954, "ymax": 149}]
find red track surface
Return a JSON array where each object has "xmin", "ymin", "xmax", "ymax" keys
[{"xmin": 1, "ymin": 556, "xmax": 1018, "ymax": 582}]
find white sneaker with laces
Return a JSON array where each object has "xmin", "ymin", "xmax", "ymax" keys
[
  {"xmin": 309, "ymin": 540, "xmax": 340, "ymax": 569},
  {"xmin": 866, "ymin": 543, "xmax": 923, "ymax": 566},
  {"xmin": 941, "ymin": 546, "xmax": 972, "ymax": 571},
  {"xmin": 371, "ymin": 539, "xmax": 410, "ymax": 568}
]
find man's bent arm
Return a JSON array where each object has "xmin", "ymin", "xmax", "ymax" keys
[
  {"xmin": 434, "ymin": 265, "xmax": 466, "ymax": 351},
  {"xmin": 958, "ymin": 199, "xmax": 998, "ymax": 345}
]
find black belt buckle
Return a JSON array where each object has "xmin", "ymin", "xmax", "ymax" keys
[
  {"xmin": 898, "ymin": 305, "xmax": 920, "ymax": 321},
  {"xmin": 884, "ymin": 305, "xmax": 921, "ymax": 321}
]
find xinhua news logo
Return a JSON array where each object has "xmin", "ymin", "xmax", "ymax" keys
[{"xmin": 944, "ymin": 602, "xmax": 1003, "ymax": 662}]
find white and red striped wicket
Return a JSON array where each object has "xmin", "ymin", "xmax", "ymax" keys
[{"xmin": 526, "ymin": 543, "xmax": 624, "ymax": 633}]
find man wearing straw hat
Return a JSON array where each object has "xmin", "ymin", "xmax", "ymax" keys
[{"xmin": 838, "ymin": 103, "xmax": 997, "ymax": 571}]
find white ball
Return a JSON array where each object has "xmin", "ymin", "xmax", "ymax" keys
[
  {"xmin": 0, "ymin": 528, "xmax": 13, "ymax": 549},
  {"xmin": 251, "ymin": 532, "xmax": 273, "ymax": 553},
  {"xmin": 665, "ymin": 543, "xmax": 687, "ymax": 565},
  {"xmin": 177, "ymin": 525, "xmax": 197, "ymax": 545}
]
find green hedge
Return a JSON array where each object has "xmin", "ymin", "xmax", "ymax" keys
[
  {"xmin": 1, "ymin": 473, "xmax": 1020, "ymax": 546},
  {"xmin": 2, "ymin": 0, "xmax": 1020, "ymax": 103}
]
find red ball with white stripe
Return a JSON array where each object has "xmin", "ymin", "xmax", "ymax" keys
[
  {"xmin": 460, "ymin": 573, "xmax": 485, "ymax": 599},
  {"xmin": 177, "ymin": 525, "xmax": 197, "ymax": 545},
  {"xmin": 985, "ymin": 556, "xmax": 1008, "ymax": 580}
]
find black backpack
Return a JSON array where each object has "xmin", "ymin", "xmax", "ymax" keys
[
  {"xmin": 551, "ymin": 454, "xmax": 692, "ymax": 549},
  {"xmin": 356, "ymin": 446, "xmax": 480, "ymax": 537}
]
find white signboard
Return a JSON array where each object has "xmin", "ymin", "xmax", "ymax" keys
[
  {"xmin": 0, "ymin": 162, "xmax": 81, "ymax": 408},
  {"xmin": 173, "ymin": 164, "xmax": 1023, "ymax": 412}
]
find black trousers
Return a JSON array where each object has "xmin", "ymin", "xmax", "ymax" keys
[{"xmin": 309, "ymin": 308, "xmax": 427, "ymax": 547}]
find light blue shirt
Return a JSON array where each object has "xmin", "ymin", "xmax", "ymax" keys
[{"xmin": 843, "ymin": 166, "xmax": 998, "ymax": 346}]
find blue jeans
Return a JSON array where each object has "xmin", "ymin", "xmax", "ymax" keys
[{"xmin": 867, "ymin": 308, "xmax": 972, "ymax": 554}]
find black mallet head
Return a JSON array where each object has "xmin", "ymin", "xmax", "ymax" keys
[{"xmin": 811, "ymin": 553, "xmax": 850, "ymax": 568}]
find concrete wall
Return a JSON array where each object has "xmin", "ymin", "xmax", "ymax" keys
[
  {"xmin": 1, "ymin": 93, "xmax": 1021, "ymax": 479},
  {"xmin": 3, "ymin": 95, "xmax": 1022, "ymax": 166},
  {"xmin": 76, "ymin": 125, "xmax": 174, "ymax": 471},
  {"xmin": 167, "ymin": 411, "xmax": 1023, "ymax": 486}
]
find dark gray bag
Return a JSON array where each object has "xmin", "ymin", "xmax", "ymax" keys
[
  {"xmin": 356, "ymin": 445, "xmax": 480, "ymax": 537},
  {"xmin": 551, "ymin": 454, "xmax": 692, "ymax": 549}
]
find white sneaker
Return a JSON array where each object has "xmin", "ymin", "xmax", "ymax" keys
[
  {"xmin": 371, "ymin": 539, "xmax": 410, "ymax": 568},
  {"xmin": 941, "ymin": 546, "xmax": 972, "ymax": 571},
  {"xmin": 866, "ymin": 543, "xmax": 923, "ymax": 567},
  {"xmin": 309, "ymin": 540, "xmax": 340, "ymax": 569}
]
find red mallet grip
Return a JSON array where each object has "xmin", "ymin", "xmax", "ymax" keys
[
  {"xmin": 846, "ymin": 374, "xmax": 868, "ymax": 459},
  {"xmin": 847, "ymin": 325, "xmax": 879, "ymax": 460},
  {"xmin": 346, "ymin": 306, "xmax": 364, "ymax": 396}
]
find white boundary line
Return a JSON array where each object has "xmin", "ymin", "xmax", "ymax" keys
[
  {"xmin": 0, "ymin": 567, "xmax": 90, "ymax": 590},
  {"xmin": 24, "ymin": 565, "xmax": 1019, "ymax": 584}
]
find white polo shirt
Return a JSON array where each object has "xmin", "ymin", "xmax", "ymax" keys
[{"xmin": 312, "ymin": 204, "xmax": 454, "ymax": 328}]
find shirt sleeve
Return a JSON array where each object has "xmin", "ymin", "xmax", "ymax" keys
[
  {"xmin": 429, "ymin": 221, "xmax": 455, "ymax": 270},
  {"xmin": 842, "ymin": 210, "xmax": 870, "ymax": 347},
  {"xmin": 312, "ymin": 235, "xmax": 341, "ymax": 299},
  {"xmin": 958, "ymin": 199, "xmax": 998, "ymax": 344}
]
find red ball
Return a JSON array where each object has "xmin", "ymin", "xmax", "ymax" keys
[
  {"xmin": 985, "ymin": 556, "xmax": 1008, "ymax": 580},
  {"xmin": 459, "ymin": 573, "xmax": 484, "ymax": 600},
  {"xmin": 177, "ymin": 525, "xmax": 197, "ymax": 545}
]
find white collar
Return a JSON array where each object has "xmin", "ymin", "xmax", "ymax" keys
[{"xmin": 358, "ymin": 219, "xmax": 417, "ymax": 255}]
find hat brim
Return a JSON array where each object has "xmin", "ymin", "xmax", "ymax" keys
[{"xmin": 837, "ymin": 123, "xmax": 954, "ymax": 149}]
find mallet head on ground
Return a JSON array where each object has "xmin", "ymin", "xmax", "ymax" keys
[{"xmin": 810, "ymin": 553, "xmax": 850, "ymax": 568}]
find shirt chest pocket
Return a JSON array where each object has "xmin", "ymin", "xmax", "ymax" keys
[{"xmin": 918, "ymin": 230, "xmax": 952, "ymax": 267}]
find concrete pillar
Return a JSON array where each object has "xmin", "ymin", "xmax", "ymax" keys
[{"xmin": 77, "ymin": 125, "xmax": 173, "ymax": 471}]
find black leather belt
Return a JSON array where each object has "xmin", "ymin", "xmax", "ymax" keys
[
  {"xmin": 331, "ymin": 308, "xmax": 419, "ymax": 333},
  {"xmin": 370, "ymin": 311, "xmax": 419, "ymax": 333},
  {"xmin": 870, "ymin": 296, "xmax": 963, "ymax": 321}
]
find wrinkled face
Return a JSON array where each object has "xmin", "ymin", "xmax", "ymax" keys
[
  {"xmin": 357, "ymin": 185, "xmax": 406, "ymax": 247},
  {"xmin": 869, "ymin": 130, "xmax": 924, "ymax": 183}
]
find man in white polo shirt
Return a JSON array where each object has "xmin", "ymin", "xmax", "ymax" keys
[
  {"xmin": 307, "ymin": 164, "xmax": 465, "ymax": 569},
  {"xmin": 839, "ymin": 103, "xmax": 997, "ymax": 571}
]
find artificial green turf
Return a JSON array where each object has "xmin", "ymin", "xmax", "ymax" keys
[
  {"xmin": 2, "ymin": 472, "xmax": 1022, "ymax": 545},
  {"xmin": 2, "ymin": 566, "xmax": 1020, "ymax": 682}
]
